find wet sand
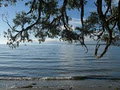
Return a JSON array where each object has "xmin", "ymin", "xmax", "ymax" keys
[
  {"xmin": 0, "ymin": 87, "xmax": 119, "ymax": 90},
  {"xmin": 0, "ymin": 79, "xmax": 120, "ymax": 90}
]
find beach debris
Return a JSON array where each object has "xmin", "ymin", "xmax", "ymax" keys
[
  {"xmin": 31, "ymin": 83, "xmax": 37, "ymax": 85},
  {"xmin": 69, "ymin": 86, "xmax": 72, "ymax": 90},
  {"xmin": 21, "ymin": 85, "xmax": 33, "ymax": 88},
  {"xmin": 58, "ymin": 89, "xmax": 65, "ymax": 90},
  {"xmin": 17, "ymin": 83, "xmax": 37, "ymax": 88},
  {"xmin": 10, "ymin": 85, "xmax": 16, "ymax": 88}
]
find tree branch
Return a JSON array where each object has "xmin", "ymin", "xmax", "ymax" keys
[
  {"xmin": 118, "ymin": 0, "xmax": 120, "ymax": 32},
  {"xmin": 104, "ymin": 0, "xmax": 111, "ymax": 16},
  {"xmin": 27, "ymin": 0, "xmax": 36, "ymax": 15},
  {"xmin": 95, "ymin": 0, "xmax": 113, "ymax": 58}
]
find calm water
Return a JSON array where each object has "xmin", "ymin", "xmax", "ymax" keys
[{"xmin": 0, "ymin": 44, "xmax": 120, "ymax": 80}]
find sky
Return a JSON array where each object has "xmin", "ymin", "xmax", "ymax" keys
[{"xmin": 0, "ymin": 0, "xmax": 96, "ymax": 44}]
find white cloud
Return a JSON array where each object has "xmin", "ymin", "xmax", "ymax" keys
[
  {"xmin": 32, "ymin": 38, "xmax": 59, "ymax": 43},
  {"xmin": 69, "ymin": 18, "xmax": 81, "ymax": 27}
]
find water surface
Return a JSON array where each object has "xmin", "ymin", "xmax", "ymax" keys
[{"xmin": 0, "ymin": 44, "xmax": 120, "ymax": 80}]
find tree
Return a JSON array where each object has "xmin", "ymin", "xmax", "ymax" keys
[{"xmin": 1, "ymin": 0, "xmax": 120, "ymax": 58}]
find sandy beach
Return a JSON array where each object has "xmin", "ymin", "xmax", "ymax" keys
[
  {"xmin": 0, "ymin": 79, "xmax": 120, "ymax": 90},
  {"xmin": 5, "ymin": 87, "xmax": 120, "ymax": 90},
  {"xmin": 0, "ymin": 86, "xmax": 119, "ymax": 90}
]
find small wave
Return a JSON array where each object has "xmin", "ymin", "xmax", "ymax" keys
[
  {"xmin": 41, "ymin": 76, "xmax": 73, "ymax": 80},
  {"xmin": 0, "ymin": 77, "xmax": 35, "ymax": 80},
  {"xmin": 0, "ymin": 75, "xmax": 120, "ymax": 81},
  {"xmin": 0, "ymin": 77, "xmax": 73, "ymax": 81}
]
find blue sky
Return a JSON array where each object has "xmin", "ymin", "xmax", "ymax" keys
[{"xmin": 0, "ymin": 0, "xmax": 96, "ymax": 44}]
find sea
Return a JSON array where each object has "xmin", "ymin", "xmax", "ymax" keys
[{"xmin": 0, "ymin": 43, "xmax": 120, "ymax": 88}]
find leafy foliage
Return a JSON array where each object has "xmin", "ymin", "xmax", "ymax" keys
[{"xmin": 1, "ymin": 0, "xmax": 120, "ymax": 58}]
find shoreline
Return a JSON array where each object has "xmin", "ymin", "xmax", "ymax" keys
[
  {"xmin": 1, "ymin": 86, "xmax": 120, "ymax": 90},
  {"xmin": 0, "ymin": 79, "xmax": 120, "ymax": 90},
  {"xmin": 6, "ymin": 87, "xmax": 120, "ymax": 90}
]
